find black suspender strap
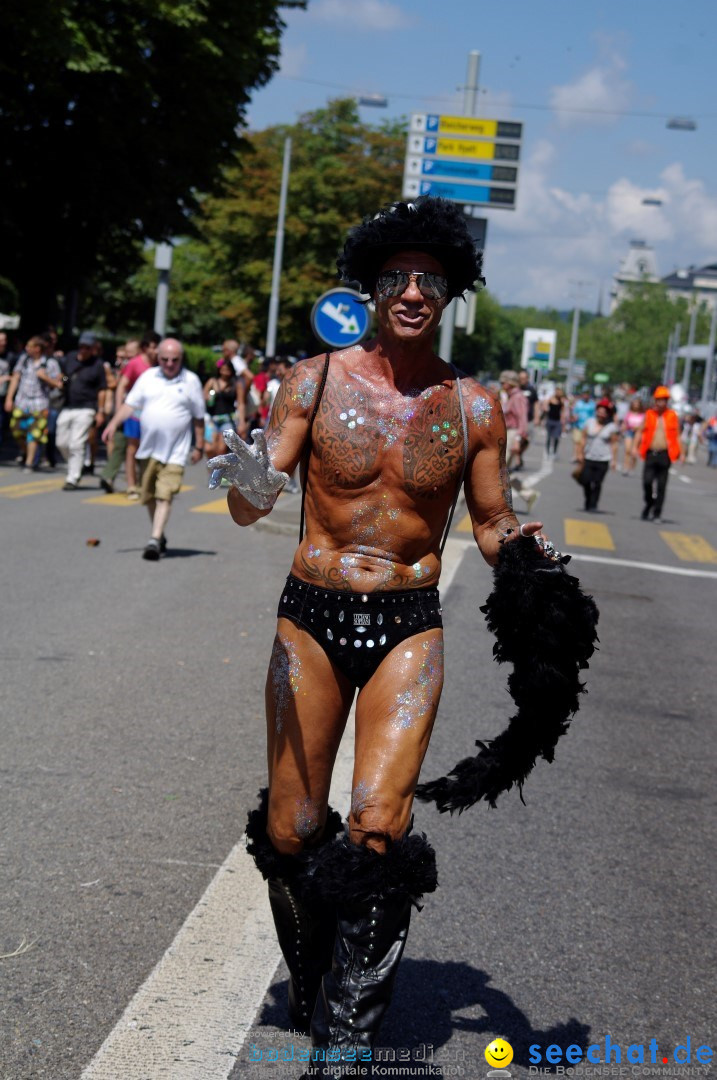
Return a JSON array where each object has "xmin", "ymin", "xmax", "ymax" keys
[
  {"xmin": 439, "ymin": 366, "xmax": 469, "ymax": 554},
  {"xmin": 298, "ymin": 351, "xmax": 331, "ymax": 542}
]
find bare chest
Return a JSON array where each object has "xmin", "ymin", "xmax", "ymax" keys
[{"xmin": 312, "ymin": 372, "xmax": 464, "ymax": 499}]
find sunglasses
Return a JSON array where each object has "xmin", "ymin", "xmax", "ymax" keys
[
  {"xmin": 159, "ymin": 355, "xmax": 180, "ymax": 362},
  {"xmin": 376, "ymin": 270, "xmax": 448, "ymax": 301}
]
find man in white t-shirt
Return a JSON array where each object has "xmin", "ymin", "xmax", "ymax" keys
[
  {"xmin": 102, "ymin": 338, "xmax": 205, "ymax": 560},
  {"xmin": 222, "ymin": 339, "xmax": 248, "ymax": 377}
]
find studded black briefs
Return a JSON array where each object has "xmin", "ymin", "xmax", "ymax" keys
[{"xmin": 277, "ymin": 574, "xmax": 443, "ymax": 689}]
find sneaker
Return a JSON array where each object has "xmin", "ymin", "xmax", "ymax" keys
[
  {"xmin": 159, "ymin": 535, "xmax": 167, "ymax": 554},
  {"xmin": 640, "ymin": 507, "xmax": 651, "ymax": 521},
  {"xmin": 99, "ymin": 477, "xmax": 114, "ymax": 494},
  {"xmin": 652, "ymin": 515, "xmax": 662, "ymax": 524},
  {"xmin": 142, "ymin": 538, "xmax": 161, "ymax": 561},
  {"xmin": 62, "ymin": 481, "xmax": 79, "ymax": 491},
  {"xmin": 126, "ymin": 487, "xmax": 140, "ymax": 501}
]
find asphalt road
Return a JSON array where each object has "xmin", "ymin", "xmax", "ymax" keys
[{"xmin": 1, "ymin": 439, "xmax": 715, "ymax": 1080}]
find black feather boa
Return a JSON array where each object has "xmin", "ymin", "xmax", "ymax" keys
[{"xmin": 415, "ymin": 537, "xmax": 599, "ymax": 814}]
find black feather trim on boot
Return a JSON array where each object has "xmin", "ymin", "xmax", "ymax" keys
[
  {"xmin": 415, "ymin": 536, "xmax": 599, "ymax": 814},
  {"xmin": 245, "ymin": 788, "xmax": 345, "ymax": 895},
  {"xmin": 311, "ymin": 832, "xmax": 438, "ymax": 907}
]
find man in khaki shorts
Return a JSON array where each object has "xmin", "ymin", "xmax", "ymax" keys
[{"xmin": 102, "ymin": 337, "xmax": 205, "ymax": 559}]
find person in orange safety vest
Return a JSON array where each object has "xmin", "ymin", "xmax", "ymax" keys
[{"xmin": 633, "ymin": 386, "xmax": 683, "ymax": 522}]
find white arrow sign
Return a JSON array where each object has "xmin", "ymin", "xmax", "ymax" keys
[{"xmin": 320, "ymin": 300, "xmax": 360, "ymax": 335}]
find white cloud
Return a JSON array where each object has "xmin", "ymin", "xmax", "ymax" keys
[
  {"xmin": 659, "ymin": 162, "xmax": 717, "ymax": 251},
  {"xmin": 309, "ymin": 0, "xmax": 403, "ymax": 30},
  {"xmin": 484, "ymin": 145, "xmax": 717, "ymax": 308},
  {"xmin": 549, "ymin": 48, "xmax": 632, "ymax": 128},
  {"xmin": 605, "ymin": 178, "xmax": 673, "ymax": 242}
]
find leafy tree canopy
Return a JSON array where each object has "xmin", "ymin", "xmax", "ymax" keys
[
  {"xmin": 88, "ymin": 98, "xmax": 407, "ymax": 349},
  {"xmin": 0, "ymin": 0, "xmax": 304, "ymax": 333}
]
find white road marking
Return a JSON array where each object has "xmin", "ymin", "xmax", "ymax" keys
[
  {"xmin": 81, "ymin": 541, "xmax": 470, "ymax": 1080},
  {"xmin": 570, "ymin": 552, "xmax": 717, "ymax": 580}
]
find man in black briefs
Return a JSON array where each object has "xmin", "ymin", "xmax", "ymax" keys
[{"xmin": 209, "ymin": 197, "xmax": 546, "ymax": 1078}]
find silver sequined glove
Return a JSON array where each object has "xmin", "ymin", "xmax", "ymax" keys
[{"xmin": 207, "ymin": 428, "xmax": 288, "ymax": 510}]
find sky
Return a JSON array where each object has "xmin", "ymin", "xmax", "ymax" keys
[{"xmin": 246, "ymin": 0, "xmax": 717, "ymax": 311}]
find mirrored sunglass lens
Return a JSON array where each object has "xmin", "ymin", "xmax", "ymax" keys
[
  {"xmin": 377, "ymin": 271, "xmax": 447, "ymax": 298},
  {"xmin": 423, "ymin": 273, "xmax": 448, "ymax": 298}
]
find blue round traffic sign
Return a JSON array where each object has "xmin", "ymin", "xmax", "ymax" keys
[{"xmin": 310, "ymin": 288, "xmax": 371, "ymax": 348}]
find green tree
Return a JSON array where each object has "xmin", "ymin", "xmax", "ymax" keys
[
  {"xmin": 82, "ymin": 99, "xmax": 406, "ymax": 348},
  {"xmin": 580, "ymin": 285, "xmax": 711, "ymax": 388},
  {"xmin": 196, "ymin": 98, "xmax": 406, "ymax": 349},
  {"xmin": 0, "ymin": 0, "xmax": 305, "ymax": 333}
]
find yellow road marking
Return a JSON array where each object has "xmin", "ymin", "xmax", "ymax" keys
[
  {"xmin": 456, "ymin": 511, "xmax": 473, "ymax": 533},
  {"xmin": 83, "ymin": 493, "xmax": 141, "ymax": 506},
  {"xmin": 0, "ymin": 477, "xmax": 65, "ymax": 497},
  {"xmin": 659, "ymin": 531, "xmax": 717, "ymax": 564},
  {"xmin": 564, "ymin": 517, "xmax": 615, "ymax": 551},
  {"xmin": 191, "ymin": 498, "xmax": 229, "ymax": 514},
  {"xmin": 83, "ymin": 484, "xmax": 194, "ymax": 506}
]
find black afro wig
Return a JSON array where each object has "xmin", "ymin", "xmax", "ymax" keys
[{"xmin": 337, "ymin": 196, "xmax": 485, "ymax": 301}]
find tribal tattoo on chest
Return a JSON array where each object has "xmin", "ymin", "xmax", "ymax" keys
[{"xmin": 314, "ymin": 370, "xmax": 466, "ymax": 497}]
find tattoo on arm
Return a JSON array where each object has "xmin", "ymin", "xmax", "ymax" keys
[{"xmin": 497, "ymin": 437, "xmax": 514, "ymax": 510}]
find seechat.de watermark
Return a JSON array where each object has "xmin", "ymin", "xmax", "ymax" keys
[{"xmin": 528, "ymin": 1036, "xmax": 713, "ymax": 1073}]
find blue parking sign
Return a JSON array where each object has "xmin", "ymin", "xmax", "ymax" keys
[{"xmin": 311, "ymin": 288, "xmax": 371, "ymax": 348}]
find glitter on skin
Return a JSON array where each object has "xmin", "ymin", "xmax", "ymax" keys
[
  {"xmin": 291, "ymin": 376, "xmax": 319, "ymax": 410},
  {"xmin": 270, "ymin": 636, "xmax": 302, "ymax": 734},
  {"xmin": 470, "ymin": 395, "xmax": 493, "ymax": 428},
  {"xmin": 351, "ymin": 780, "xmax": 372, "ymax": 818},
  {"xmin": 307, "ymin": 544, "xmax": 321, "ymax": 558},
  {"xmin": 294, "ymin": 796, "xmax": 320, "ymax": 839},
  {"xmin": 345, "ymin": 372, "xmax": 441, "ymax": 450},
  {"xmin": 389, "ymin": 638, "xmax": 444, "ymax": 730}
]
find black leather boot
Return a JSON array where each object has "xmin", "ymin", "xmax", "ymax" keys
[
  {"xmin": 301, "ymin": 831, "xmax": 438, "ymax": 1079},
  {"xmin": 246, "ymin": 789, "xmax": 345, "ymax": 1034}
]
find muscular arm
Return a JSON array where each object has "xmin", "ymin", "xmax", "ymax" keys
[
  {"xmin": 227, "ymin": 355, "xmax": 325, "ymax": 526},
  {"xmin": 463, "ymin": 386, "xmax": 520, "ymax": 566}
]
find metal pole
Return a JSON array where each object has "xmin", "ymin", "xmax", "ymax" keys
[
  {"xmin": 701, "ymin": 302, "xmax": 717, "ymax": 401},
  {"xmin": 154, "ymin": 271, "xmax": 169, "ymax": 336},
  {"xmin": 153, "ymin": 242, "xmax": 173, "ymax": 337},
  {"xmin": 266, "ymin": 136, "xmax": 292, "ymax": 357},
  {"xmin": 681, "ymin": 302, "xmax": 698, "ymax": 393},
  {"xmin": 662, "ymin": 330, "xmax": 674, "ymax": 385},
  {"xmin": 566, "ymin": 302, "xmax": 580, "ymax": 396},
  {"xmin": 463, "ymin": 50, "xmax": 481, "ymax": 115},
  {"xmin": 669, "ymin": 322, "xmax": 682, "ymax": 384},
  {"xmin": 439, "ymin": 51, "xmax": 480, "ymax": 363}
]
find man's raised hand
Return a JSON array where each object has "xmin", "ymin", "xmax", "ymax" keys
[{"xmin": 207, "ymin": 428, "xmax": 288, "ymax": 510}]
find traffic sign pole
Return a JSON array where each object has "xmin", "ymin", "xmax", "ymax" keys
[{"xmin": 439, "ymin": 51, "xmax": 480, "ymax": 366}]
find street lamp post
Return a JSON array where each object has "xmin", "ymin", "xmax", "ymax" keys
[
  {"xmin": 681, "ymin": 301, "xmax": 698, "ymax": 394},
  {"xmin": 565, "ymin": 302, "xmax": 581, "ymax": 397},
  {"xmin": 265, "ymin": 136, "xmax": 292, "ymax": 359}
]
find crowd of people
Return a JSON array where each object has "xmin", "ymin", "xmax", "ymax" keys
[
  {"xmin": 1, "ymin": 325, "xmax": 715, "ymax": 536},
  {"xmin": 0, "ymin": 327, "xmax": 305, "ymax": 558},
  {"xmin": 491, "ymin": 370, "xmax": 716, "ymax": 520},
  {"xmin": 0, "ymin": 329, "xmax": 297, "ymax": 482}
]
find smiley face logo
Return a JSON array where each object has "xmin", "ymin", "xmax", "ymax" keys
[{"xmin": 485, "ymin": 1038, "xmax": 514, "ymax": 1069}]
